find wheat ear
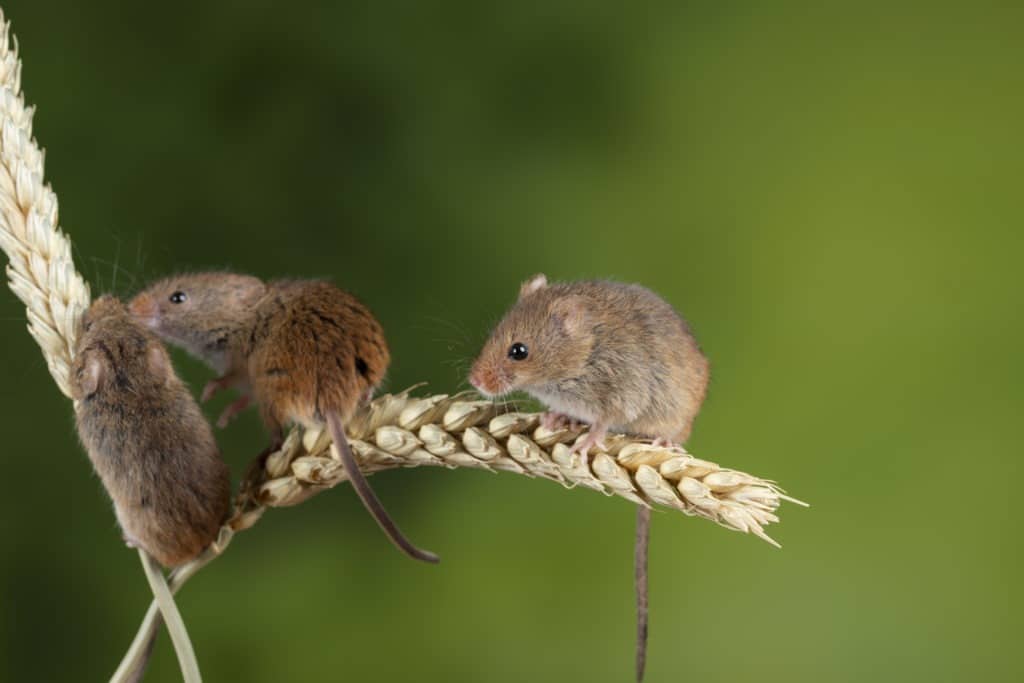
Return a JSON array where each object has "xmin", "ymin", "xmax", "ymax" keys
[
  {"xmin": 256, "ymin": 389, "xmax": 807, "ymax": 545},
  {"xmin": 0, "ymin": 9, "xmax": 89, "ymax": 398}
]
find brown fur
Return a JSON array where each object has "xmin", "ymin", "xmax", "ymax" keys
[
  {"xmin": 470, "ymin": 274, "xmax": 710, "ymax": 440},
  {"xmin": 245, "ymin": 280, "xmax": 390, "ymax": 435},
  {"xmin": 71, "ymin": 296, "xmax": 231, "ymax": 568},
  {"xmin": 128, "ymin": 274, "xmax": 438, "ymax": 564},
  {"xmin": 131, "ymin": 276, "xmax": 389, "ymax": 436}
]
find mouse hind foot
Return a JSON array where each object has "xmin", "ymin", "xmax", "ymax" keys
[{"xmin": 568, "ymin": 421, "xmax": 610, "ymax": 459}]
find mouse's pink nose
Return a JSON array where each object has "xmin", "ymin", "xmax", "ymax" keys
[
  {"xmin": 469, "ymin": 364, "xmax": 500, "ymax": 397},
  {"xmin": 129, "ymin": 293, "xmax": 156, "ymax": 319}
]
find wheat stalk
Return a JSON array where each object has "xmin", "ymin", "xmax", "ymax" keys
[
  {"xmin": 0, "ymin": 9, "xmax": 90, "ymax": 399},
  {"xmin": 136, "ymin": 549, "xmax": 201, "ymax": 683}
]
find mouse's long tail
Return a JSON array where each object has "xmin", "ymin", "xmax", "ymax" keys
[
  {"xmin": 325, "ymin": 410, "xmax": 440, "ymax": 564},
  {"xmin": 635, "ymin": 505, "xmax": 650, "ymax": 682}
]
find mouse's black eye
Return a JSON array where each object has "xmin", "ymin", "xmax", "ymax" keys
[
  {"xmin": 169, "ymin": 291, "xmax": 187, "ymax": 304},
  {"xmin": 508, "ymin": 342, "xmax": 529, "ymax": 361}
]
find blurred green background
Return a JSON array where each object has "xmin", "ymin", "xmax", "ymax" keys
[{"xmin": 0, "ymin": 1, "xmax": 1021, "ymax": 681}]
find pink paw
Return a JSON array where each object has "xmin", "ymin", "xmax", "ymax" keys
[
  {"xmin": 569, "ymin": 430, "xmax": 608, "ymax": 459},
  {"xmin": 201, "ymin": 380, "xmax": 220, "ymax": 403},
  {"xmin": 216, "ymin": 394, "xmax": 252, "ymax": 428}
]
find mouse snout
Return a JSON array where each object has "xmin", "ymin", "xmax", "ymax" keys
[
  {"xmin": 128, "ymin": 293, "xmax": 159, "ymax": 326},
  {"xmin": 469, "ymin": 361, "xmax": 508, "ymax": 397}
]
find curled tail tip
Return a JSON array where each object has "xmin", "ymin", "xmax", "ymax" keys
[{"xmin": 410, "ymin": 547, "xmax": 441, "ymax": 564}]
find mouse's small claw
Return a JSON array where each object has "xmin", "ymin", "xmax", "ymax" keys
[
  {"xmin": 201, "ymin": 380, "xmax": 221, "ymax": 403},
  {"xmin": 216, "ymin": 395, "xmax": 252, "ymax": 428},
  {"xmin": 202, "ymin": 373, "xmax": 244, "ymax": 402}
]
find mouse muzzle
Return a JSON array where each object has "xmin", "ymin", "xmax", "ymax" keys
[
  {"xmin": 469, "ymin": 361, "xmax": 511, "ymax": 397},
  {"xmin": 128, "ymin": 292, "xmax": 159, "ymax": 328}
]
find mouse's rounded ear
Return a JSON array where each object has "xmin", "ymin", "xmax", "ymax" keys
[
  {"xmin": 145, "ymin": 343, "xmax": 173, "ymax": 386},
  {"xmin": 549, "ymin": 295, "xmax": 586, "ymax": 335},
  {"xmin": 73, "ymin": 350, "xmax": 106, "ymax": 399},
  {"xmin": 518, "ymin": 273, "xmax": 548, "ymax": 300}
]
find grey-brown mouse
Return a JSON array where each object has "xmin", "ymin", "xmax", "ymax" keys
[
  {"xmin": 71, "ymin": 295, "xmax": 231, "ymax": 568},
  {"xmin": 128, "ymin": 273, "xmax": 438, "ymax": 565},
  {"xmin": 468, "ymin": 274, "xmax": 710, "ymax": 682}
]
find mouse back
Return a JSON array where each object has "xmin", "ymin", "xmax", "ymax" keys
[{"xmin": 245, "ymin": 280, "xmax": 391, "ymax": 430}]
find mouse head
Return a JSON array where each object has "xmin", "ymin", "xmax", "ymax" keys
[
  {"xmin": 72, "ymin": 295, "xmax": 173, "ymax": 401},
  {"xmin": 469, "ymin": 274, "xmax": 594, "ymax": 397},
  {"xmin": 129, "ymin": 272, "xmax": 266, "ymax": 367}
]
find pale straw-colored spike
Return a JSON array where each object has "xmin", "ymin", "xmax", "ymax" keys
[
  {"xmin": 0, "ymin": 10, "xmax": 89, "ymax": 399},
  {"xmin": 247, "ymin": 393, "xmax": 807, "ymax": 543}
]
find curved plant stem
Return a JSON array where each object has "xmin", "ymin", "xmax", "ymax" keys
[
  {"xmin": 134, "ymin": 549, "xmax": 202, "ymax": 683},
  {"xmin": 111, "ymin": 533, "xmax": 234, "ymax": 682}
]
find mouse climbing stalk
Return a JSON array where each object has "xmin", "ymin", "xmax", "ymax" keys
[
  {"xmin": 130, "ymin": 273, "xmax": 439, "ymax": 564},
  {"xmin": 71, "ymin": 295, "xmax": 231, "ymax": 568},
  {"xmin": 469, "ymin": 274, "xmax": 710, "ymax": 682}
]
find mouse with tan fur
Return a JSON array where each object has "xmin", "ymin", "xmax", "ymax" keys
[
  {"xmin": 129, "ymin": 274, "xmax": 438, "ymax": 564},
  {"xmin": 71, "ymin": 296, "xmax": 231, "ymax": 568},
  {"xmin": 470, "ymin": 274, "xmax": 709, "ymax": 448},
  {"xmin": 469, "ymin": 274, "xmax": 710, "ymax": 682}
]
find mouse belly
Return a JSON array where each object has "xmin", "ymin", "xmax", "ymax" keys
[{"xmin": 526, "ymin": 388, "xmax": 601, "ymax": 426}]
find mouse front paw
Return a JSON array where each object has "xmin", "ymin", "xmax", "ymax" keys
[
  {"xmin": 202, "ymin": 371, "xmax": 250, "ymax": 403},
  {"xmin": 216, "ymin": 395, "xmax": 252, "ymax": 428},
  {"xmin": 201, "ymin": 378, "xmax": 226, "ymax": 403}
]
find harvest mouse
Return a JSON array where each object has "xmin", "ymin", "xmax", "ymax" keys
[
  {"xmin": 129, "ymin": 273, "xmax": 438, "ymax": 564},
  {"xmin": 71, "ymin": 295, "xmax": 231, "ymax": 568},
  {"xmin": 468, "ymin": 274, "xmax": 710, "ymax": 682}
]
